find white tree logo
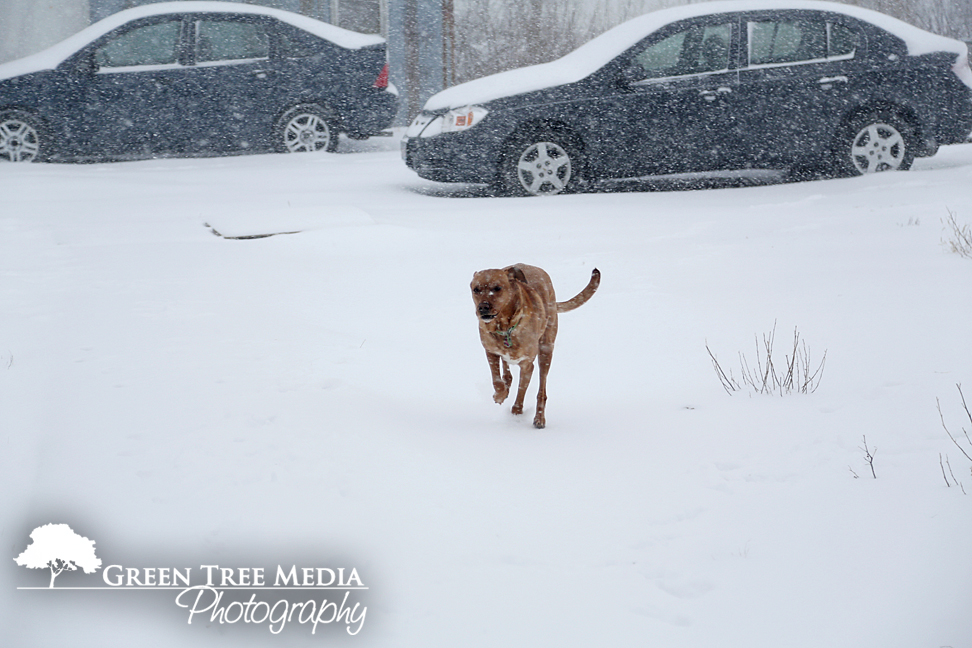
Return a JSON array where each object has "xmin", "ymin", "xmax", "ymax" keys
[{"xmin": 14, "ymin": 523, "xmax": 102, "ymax": 587}]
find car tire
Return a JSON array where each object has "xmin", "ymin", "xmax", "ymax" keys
[
  {"xmin": 499, "ymin": 129, "xmax": 583, "ymax": 196},
  {"xmin": 0, "ymin": 111, "xmax": 47, "ymax": 162},
  {"xmin": 275, "ymin": 104, "xmax": 339, "ymax": 154},
  {"xmin": 833, "ymin": 110, "xmax": 915, "ymax": 176}
]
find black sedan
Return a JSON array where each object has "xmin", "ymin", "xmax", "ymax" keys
[
  {"xmin": 403, "ymin": 0, "xmax": 972, "ymax": 195},
  {"xmin": 0, "ymin": 1, "xmax": 397, "ymax": 162}
]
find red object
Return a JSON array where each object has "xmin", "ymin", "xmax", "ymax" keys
[{"xmin": 373, "ymin": 63, "xmax": 389, "ymax": 89}]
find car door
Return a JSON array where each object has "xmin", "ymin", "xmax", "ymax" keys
[
  {"xmin": 732, "ymin": 12, "xmax": 865, "ymax": 167},
  {"xmin": 589, "ymin": 17, "xmax": 740, "ymax": 178},
  {"xmin": 182, "ymin": 15, "xmax": 282, "ymax": 152},
  {"xmin": 79, "ymin": 16, "xmax": 197, "ymax": 156}
]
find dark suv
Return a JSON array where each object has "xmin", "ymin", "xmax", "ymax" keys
[{"xmin": 403, "ymin": 0, "xmax": 972, "ymax": 195}]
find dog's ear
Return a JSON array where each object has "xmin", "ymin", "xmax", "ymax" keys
[{"xmin": 507, "ymin": 266, "xmax": 527, "ymax": 284}]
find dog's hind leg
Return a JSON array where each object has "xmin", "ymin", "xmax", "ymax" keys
[{"xmin": 533, "ymin": 344, "xmax": 553, "ymax": 429}]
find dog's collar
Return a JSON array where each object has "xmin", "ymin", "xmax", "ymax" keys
[{"xmin": 492, "ymin": 324, "xmax": 516, "ymax": 348}]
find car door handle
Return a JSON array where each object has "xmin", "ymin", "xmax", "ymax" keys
[
  {"xmin": 700, "ymin": 86, "xmax": 732, "ymax": 101},
  {"xmin": 818, "ymin": 76, "xmax": 848, "ymax": 89}
]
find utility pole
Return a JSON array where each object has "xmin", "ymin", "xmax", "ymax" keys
[{"xmin": 388, "ymin": 0, "xmax": 449, "ymax": 124}]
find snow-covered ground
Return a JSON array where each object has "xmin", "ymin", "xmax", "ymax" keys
[{"xmin": 2, "ymin": 136, "xmax": 971, "ymax": 647}]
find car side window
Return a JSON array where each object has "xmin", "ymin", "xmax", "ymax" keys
[
  {"xmin": 94, "ymin": 20, "xmax": 183, "ymax": 68},
  {"xmin": 632, "ymin": 22, "xmax": 733, "ymax": 80},
  {"xmin": 195, "ymin": 20, "xmax": 270, "ymax": 63},
  {"xmin": 693, "ymin": 24, "xmax": 733, "ymax": 73},
  {"xmin": 275, "ymin": 24, "xmax": 324, "ymax": 58},
  {"xmin": 748, "ymin": 19, "xmax": 827, "ymax": 66},
  {"xmin": 828, "ymin": 22, "xmax": 860, "ymax": 58}
]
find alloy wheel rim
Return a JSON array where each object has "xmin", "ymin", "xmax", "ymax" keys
[
  {"xmin": 0, "ymin": 119, "xmax": 40, "ymax": 162},
  {"xmin": 284, "ymin": 114, "xmax": 330, "ymax": 153},
  {"xmin": 850, "ymin": 122, "xmax": 904, "ymax": 173},
  {"xmin": 516, "ymin": 141, "xmax": 571, "ymax": 195}
]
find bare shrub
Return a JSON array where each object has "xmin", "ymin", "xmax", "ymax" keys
[
  {"xmin": 937, "ymin": 383, "xmax": 972, "ymax": 493},
  {"xmin": 942, "ymin": 208, "xmax": 972, "ymax": 259},
  {"xmin": 706, "ymin": 323, "xmax": 826, "ymax": 396}
]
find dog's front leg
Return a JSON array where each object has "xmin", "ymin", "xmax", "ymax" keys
[
  {"xmin": 486, "ymin": 351, "xmax": 510, "ymax": 404},
  {"xmin": 511, "ymin": 359, "xmax": 534, "ymax": 416}
]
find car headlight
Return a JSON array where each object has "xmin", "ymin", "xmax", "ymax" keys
[
  {"xmin": 405, "ymin": 112, "xmax": 436, "ymax": 138},
  {"xmin": 405, "ymin": 106, "xmax": 489, "ymax": 139},
  {"xmin": 441, "ymin": 106, "xmax": 489, "ymax": 133}
]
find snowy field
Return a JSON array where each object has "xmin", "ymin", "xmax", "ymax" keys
[{"xmin": 2, "ymin": 135, "xmax": 972, "ymax": 647}]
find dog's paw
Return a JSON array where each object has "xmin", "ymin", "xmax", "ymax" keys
[
  {"xmin": 511, "ymin": 403, "xmax": 523, "ymax": 415},
  {"xmin": 493, "ymin": 390, "xmax": 508, "ymax": 404},
  {"xmin": 533, "ymin": 414, "xmax": 545, "ymax": 429}
]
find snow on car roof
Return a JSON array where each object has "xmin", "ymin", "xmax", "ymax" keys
[
  {"xmin": 0, "ymin": 1, "xmax": 383, "ymax": 81},
  {"xmin": 424, "ymin": 0, "xmax": 968, "ymax": 112}
]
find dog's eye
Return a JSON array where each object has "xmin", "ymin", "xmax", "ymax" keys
[
  {"xmin": 492, "ymin": 286, "xmax": 501, "ymax": 293},
  {"xmin": 473, "ymin": 287, "xmax": 482, "ymax": 294}
]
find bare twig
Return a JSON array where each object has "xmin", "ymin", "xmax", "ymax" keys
[
  {"xmin": 958, "ymin": 383, "xmax": 972, "ymax": 448},
  {"xmin": 940, "ymin": 453, "xmax": 952, "ymax": 487},
  {"xmin": 706, "ymin": 343, "xmax": 740, "ymax": 395},
  {"xmin": 937, "ymin": 389, "xmax": 972, "ymax": 463},
  {"xmin": 945, "ymin": 455, "xmax": 966, "ymax": 495},
  {"xmin": 860, "ymin": 435, "xmax": 877, "ymax": 479}
]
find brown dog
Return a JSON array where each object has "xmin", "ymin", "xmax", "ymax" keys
[{"xmin": 471, "ymin": 264, "xmax": 600, "ymax": 428}]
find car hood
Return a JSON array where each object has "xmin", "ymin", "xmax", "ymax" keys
[
  {"xmin": 0, "ymin": 1, "xmax": 384, "ymax": 82},
  {"xmin": 423, "ymin": 0, "xmax": 969, "ymax": 112}
]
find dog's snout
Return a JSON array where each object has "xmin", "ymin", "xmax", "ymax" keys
[{"xmin": 477, "ymin": 301, "xmax": 492, "ymax": 317}]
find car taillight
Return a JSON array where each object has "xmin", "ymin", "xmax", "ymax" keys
[
  {"xmin": 953, "ymin": 50, "xmax": 972, "ymax": 90},
  {"xmin": 373, "ymin": 63, "xmax": 389, "ymax": 89}
]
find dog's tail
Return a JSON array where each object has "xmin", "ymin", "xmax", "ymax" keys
[{"xmin": 557, "ymin": 268, "xmax": 600, "ymax": 313}]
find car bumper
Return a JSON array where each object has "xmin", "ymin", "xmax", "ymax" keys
[
  {"xmin": 402, "ymin": 130, "xmax": 501, "ymax": 184},
  {"xmin": 345, "ymin": 90, "xmax": 398, "ymax": 138}
]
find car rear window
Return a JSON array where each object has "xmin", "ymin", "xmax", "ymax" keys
[
  {"xmin": 749, "ymin": 19, "xmax": 827, "ymax": 65},
  {"xmin": 195, "ymin": 20, "xmax": 270, "ymax": 63},
  {"xmin": 275, "ymin": 23, "xmax": 325, "ymax": 58},
  {"xmin": 748, "ymin": 18, "xmax": 862, "ymax": 66},
  {"xmin": 828, "ymin": 22, "xmax": 860, "ymax": 58}
]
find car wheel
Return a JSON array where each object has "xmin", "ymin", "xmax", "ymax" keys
[
  {"xmin": 834, "ymin": 111, "xmax": 915, "ymax": 176},
  {"xmin": 0, "ymin": 111, "xmax": 46, "ymax": 162},
  {"xmin": 500, "ymin": 131, "xmax": 581, "ymax": 196},
  {"xmin": 275, "ymin": 105, "xmax": 338, "ymax": 154}
]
